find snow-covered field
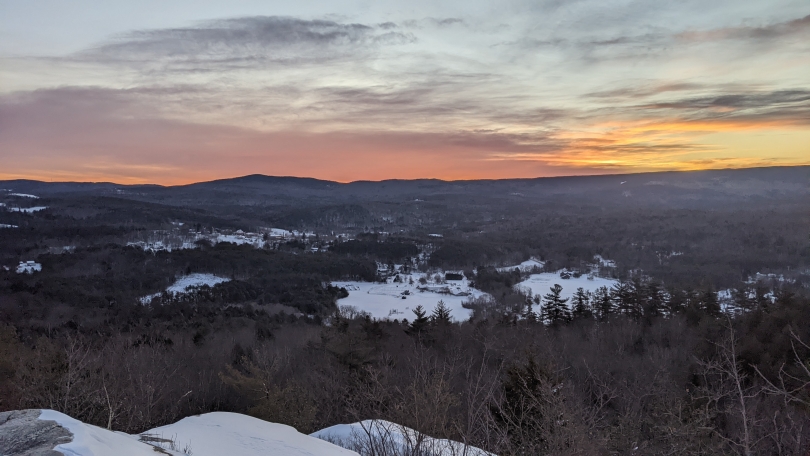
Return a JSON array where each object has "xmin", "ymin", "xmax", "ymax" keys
[
  {"xmin": 139, "ymin": 273, "xmax": 230, "ymax": 303},
  {"xmin": 16, "ymin": 261, "xmax": 42, "ymax": 274},
  {"xmin": 333, "ymin": 273, "xmax": 487, "ymax": 321},
  {"xmin": 515, "ymin": 272, "xmax": 618, "ymax": 303},
  {"xmin": 313, "ymin": 419, "xmax": 492, "ymax": 456}
]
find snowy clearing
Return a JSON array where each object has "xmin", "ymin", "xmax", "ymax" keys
[
  {"xmin": 8, "ymin": 206, "xmax": 48, "ymax": 213},
  {"xmin": 496, "ymin": 258, "xmax": 544, "ymax": 272},
  {"xmin": 333, "ymin": 273, "xmax": 487, "ymax": 321},
  {"xmin": 139, "ymin": 273, "xmax": 230, "ymax": 304},
  {"xmin": 313, "ymin": 419, "xmax": 492, "ymax": 456},
  {"xmin": 515, "ymin": 271, "xmax": 618, "ymax": 304},
  {"xmin": 16, "ymin": 261, "xmax": 42, "ymax": 274}
]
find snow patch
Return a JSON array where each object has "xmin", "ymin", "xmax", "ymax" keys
[
  {"xmin": 36, "ymin": 410, "xmax": 360, "ymax": 456},
  {"xmin": 38, "ymin": 410, "xmax": 174, "ymax": 456},
  {"xmin": 497, "ymin": 258, "xmax": 544, "ymax": 272},
  {"xmin": 10, "ymin": 193, "xmax": 39, "ymax": 198},
  {"xmin": 593, "ymin": 255, "xmax": 616, "ymax": 268},
  {"xmin": 313, "ymin": 419, "xmax": 492, "ymax": 456},
  {"xmin": 147, "ymin": 412, "xmax": 359, "ymax": 456},
  {"xmin": 0, "ymin": 224, "xmax": 18, "ymax": 229},
  {"xmin": 8, "ymin": 206, "xmax": 48, "ymax": 213},
  {"xmin": 139, "ymin": 273, "xmax": 230, "ymax": 304},
  {"xmin": 16, "ymin": 261, "xmax": 42, "ymax": 274}
]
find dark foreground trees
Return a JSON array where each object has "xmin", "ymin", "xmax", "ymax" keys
[{"xmin": 1, "ymin": 289, "xmax": 809, "ymax": 455}]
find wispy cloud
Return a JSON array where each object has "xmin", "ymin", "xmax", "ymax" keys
[
  {"xmin": 75, "ymin": 16, "xmax": 415, "ymax": 71},
  {"xmin": 1, "ymin": 1, "xmax": 809, "ymax": 182}
]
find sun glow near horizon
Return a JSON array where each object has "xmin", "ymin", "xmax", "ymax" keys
[{"xmin": 1, "ymin": 1, "xmax": 808, "ymax": 183}]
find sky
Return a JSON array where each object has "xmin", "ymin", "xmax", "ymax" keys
[{"xmin": 1, "ymin": 0, "xmax": 808, "ymax": 184}]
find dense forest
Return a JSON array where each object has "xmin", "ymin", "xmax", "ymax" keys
[{"xmin": 1, "ymin": 167, "xmax": 809, "ymax": 455}]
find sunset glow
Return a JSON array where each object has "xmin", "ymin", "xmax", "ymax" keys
[{"xmin": 1, "ymin": 1, "xmax": 808, "ymax": 183}]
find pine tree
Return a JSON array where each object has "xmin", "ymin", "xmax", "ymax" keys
[
  {"xmin": 666, "ymin": 287, "xmax": 686, "ymax": 315},
  {"xmin": 701, "ymin": 287, "xmax": 721, "ymax": 317},
  {"xmin": 542, "ymin": 284, "xmax": 570, "ymax": 325},
  {"xmin": 610, "ymin": 280, "xmax": 633, "ymax": 315},
  {"xmin": 571, "ymin": 287, "xmax": 592, "ymax": 320},
  {"xmin": 593, "ymin": 286, "xmax": 613, "ymax": 322},
  {"xmin": 643, "ymin": 281, "xmax": 664, "ymax": 320},
  {"xmin": 431, "ymin": 300, "xmax": 452, "ymax": 326},
  {"xmin": 523, "ymin": 300, "xmax": 538, "ymax": 324},
  {"xmin": 732, "ymin": 287, "xmax": 754, "ymax": 314},
  {"xmin": 408, "ymin": 305, "xmax": 430, "ymax": 335}
]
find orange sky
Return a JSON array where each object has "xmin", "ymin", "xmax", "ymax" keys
[{"xmin": 1, "ymin": 2, "xmax": 809, "ymax": 184}]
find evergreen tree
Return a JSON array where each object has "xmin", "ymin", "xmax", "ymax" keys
[
  {"xmin": 542, "ymin": 284, "xmax": 570, "ymax": 325},
  {"xmin": 523, "ymin": 300, "xmax": 538, "ymax": 324},
  {"xmin": 643, "ymin": 281, "xmax": 664, "ymax": 320},
  {"xmin": 610, "ymin": 281, "xmax": 634, "ymax": 319},
  {"xmin": 593, "ymin": 286, "xmax": 613, "ymax": 322},
  {"xmin": 431, "ymin": 300, "xmax": 452, "ymax": 326},
  {"xmin": 627, "ymin": 278, "xmax": 645, "ymax": 321},
  {"xmin": 731, "ymin": 287, "xmax": 754, "ymax": 314},
  {"xmin": 754, "ymin": 284, "xmax": 771, "ymax": 311},
  {"xmin": 665, "ymin": 286, "xmax": 685, "ymax": 316},
  {"xmin": 700, "ymin": 287, "xmax": 721, "ymax": 317},
  {"xmin": 407, "ymin": 305, "xmax": 430, "ymax": 335},
  {"xmin": 571, "ymin": 287, "xmax": 592, "ymax": 320}
]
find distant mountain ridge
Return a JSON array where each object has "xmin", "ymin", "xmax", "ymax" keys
[{"xmin": 2, "ymin": 166, "xmax": 808, "ymax": 210}]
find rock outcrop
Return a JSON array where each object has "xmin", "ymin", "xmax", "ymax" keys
[{"xmin": 0, "ymin": 409, "xmax": 72, "ymax": 456}]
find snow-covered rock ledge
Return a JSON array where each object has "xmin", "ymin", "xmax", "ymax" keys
[
  {"xmin": 0, "ymin": 410, "xmax": 356, "ymax": 456},
  {"xmin": 0, "ymin": 410, "xmax": 492, "ymax": 456}
]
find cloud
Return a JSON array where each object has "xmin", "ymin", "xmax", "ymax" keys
[
  {"xmin": 75, "ymin": 16, "xmax": 416, "ymax": 70},
  {"xmin": 677, "ymin": 14, "xmax": 810, "ymax": 43},
  {"xmin": 0, "ymin": 86, "xmax": 577, "ymax": 183}
]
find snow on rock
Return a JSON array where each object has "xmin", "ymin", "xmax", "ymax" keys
[
  {"xmin": 515, "ymin": 271, "xmax": 618, "ymax": 304},
  {"xmin": 8, "ymin": 206, "xmax": 48, "ymax": 213},
  {"xmin": 37, "ymin": 410, "xmax": 180, "ymax": 456},
  {"xmin": 145, "ymin": 412, "xmax": 360, "ymax": 456},
  {"xmin": 139, "ymin": 273, "xmax": 230, "ymax": 304},
  {"xmin": 10, "ymin": 193, "xmax": 39, "ymax": 198},
  {"xmin": 333, "ymin": 272, "xmax": 487, "ymax": 321},
  {"xmin": 312, "ymin": 419, "xmax": 492, "ymax": 456},
  {"xmin": 31, "ymin": 410, "xmax": 362, "ymax": 456},
  {"xmin": 16, "ymin": 261, "xmax": 42, "ymax": 274},
  {"xmin": 496, "ymin": 258, "xmax": 544, "ymax": 272}
]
